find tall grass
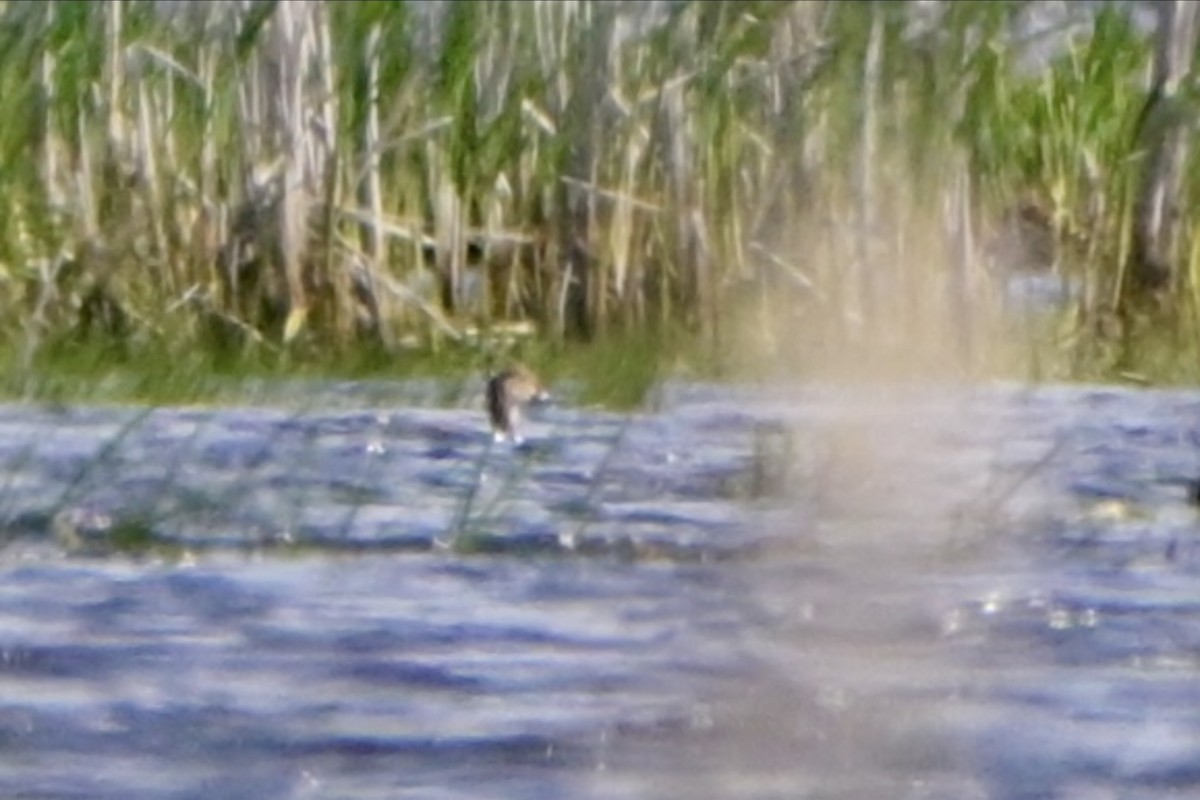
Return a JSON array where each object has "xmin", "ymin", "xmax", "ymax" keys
[{"xmin": 0, "ymin": 0, "xmax": 1193, "ymax": 383}]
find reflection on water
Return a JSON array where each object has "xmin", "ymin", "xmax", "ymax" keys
[{"xmin": 0, "ymin": 381, "xmax": 1199, "ymax": 798}]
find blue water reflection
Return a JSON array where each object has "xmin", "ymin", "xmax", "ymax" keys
[{"xmin": 0, "ymin": 381, "xmax": 1198, "ymax": 797}]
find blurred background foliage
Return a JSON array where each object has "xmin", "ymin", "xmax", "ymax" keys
[{"xmin": 0, "ymin": 0, "xmax": 1193, "ymax": 392}]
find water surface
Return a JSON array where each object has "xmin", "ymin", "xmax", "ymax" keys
[{"xmin": 0, "ymin": 380, "xmax": 1198, "ymax": 798}]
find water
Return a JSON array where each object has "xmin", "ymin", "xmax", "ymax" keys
[{"xmin": 0, "ymin": 380, "xmax": 1199, "ymax": 798}]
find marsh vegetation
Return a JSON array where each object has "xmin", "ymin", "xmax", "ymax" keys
[
  {"xmin": 0, "ymin": 0, "xmax": 1196, "ymax": 402},
  {"xmin": 1, "ymin": 8, "xmax": 1199, "ymax": 793}
]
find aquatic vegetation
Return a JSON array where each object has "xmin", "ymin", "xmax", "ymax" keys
[{"xmin": 0, "ymin": 2, "xmax": 1195, "ymax": 388}]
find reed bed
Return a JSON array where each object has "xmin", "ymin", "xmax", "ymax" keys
[{"xmin": 0, "ymin": 0, "xmax": 1193, "ymax": 385}]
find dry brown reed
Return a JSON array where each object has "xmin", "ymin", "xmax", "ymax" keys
[{"xmin": 0, "ymin": 1, "xmax": 1192, "ymax": 381}]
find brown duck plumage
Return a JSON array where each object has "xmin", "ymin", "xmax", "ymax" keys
[{"xmin": 486, "ymin": 364, "xmax": 549, "ymax": 444}]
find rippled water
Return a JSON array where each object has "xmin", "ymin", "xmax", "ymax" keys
[{"xmin": 1, "ymin": 379, "xmax": 1198, "ymax": 798}]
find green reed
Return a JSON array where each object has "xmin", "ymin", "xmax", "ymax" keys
[{"xmin": 0, "ymin": 1, "xmax": 1197, "ymax": 386}]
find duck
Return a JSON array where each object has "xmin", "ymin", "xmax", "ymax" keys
[{"xmin": 486, "ymin": 364, "xmax": 550, "ymax": 444}]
